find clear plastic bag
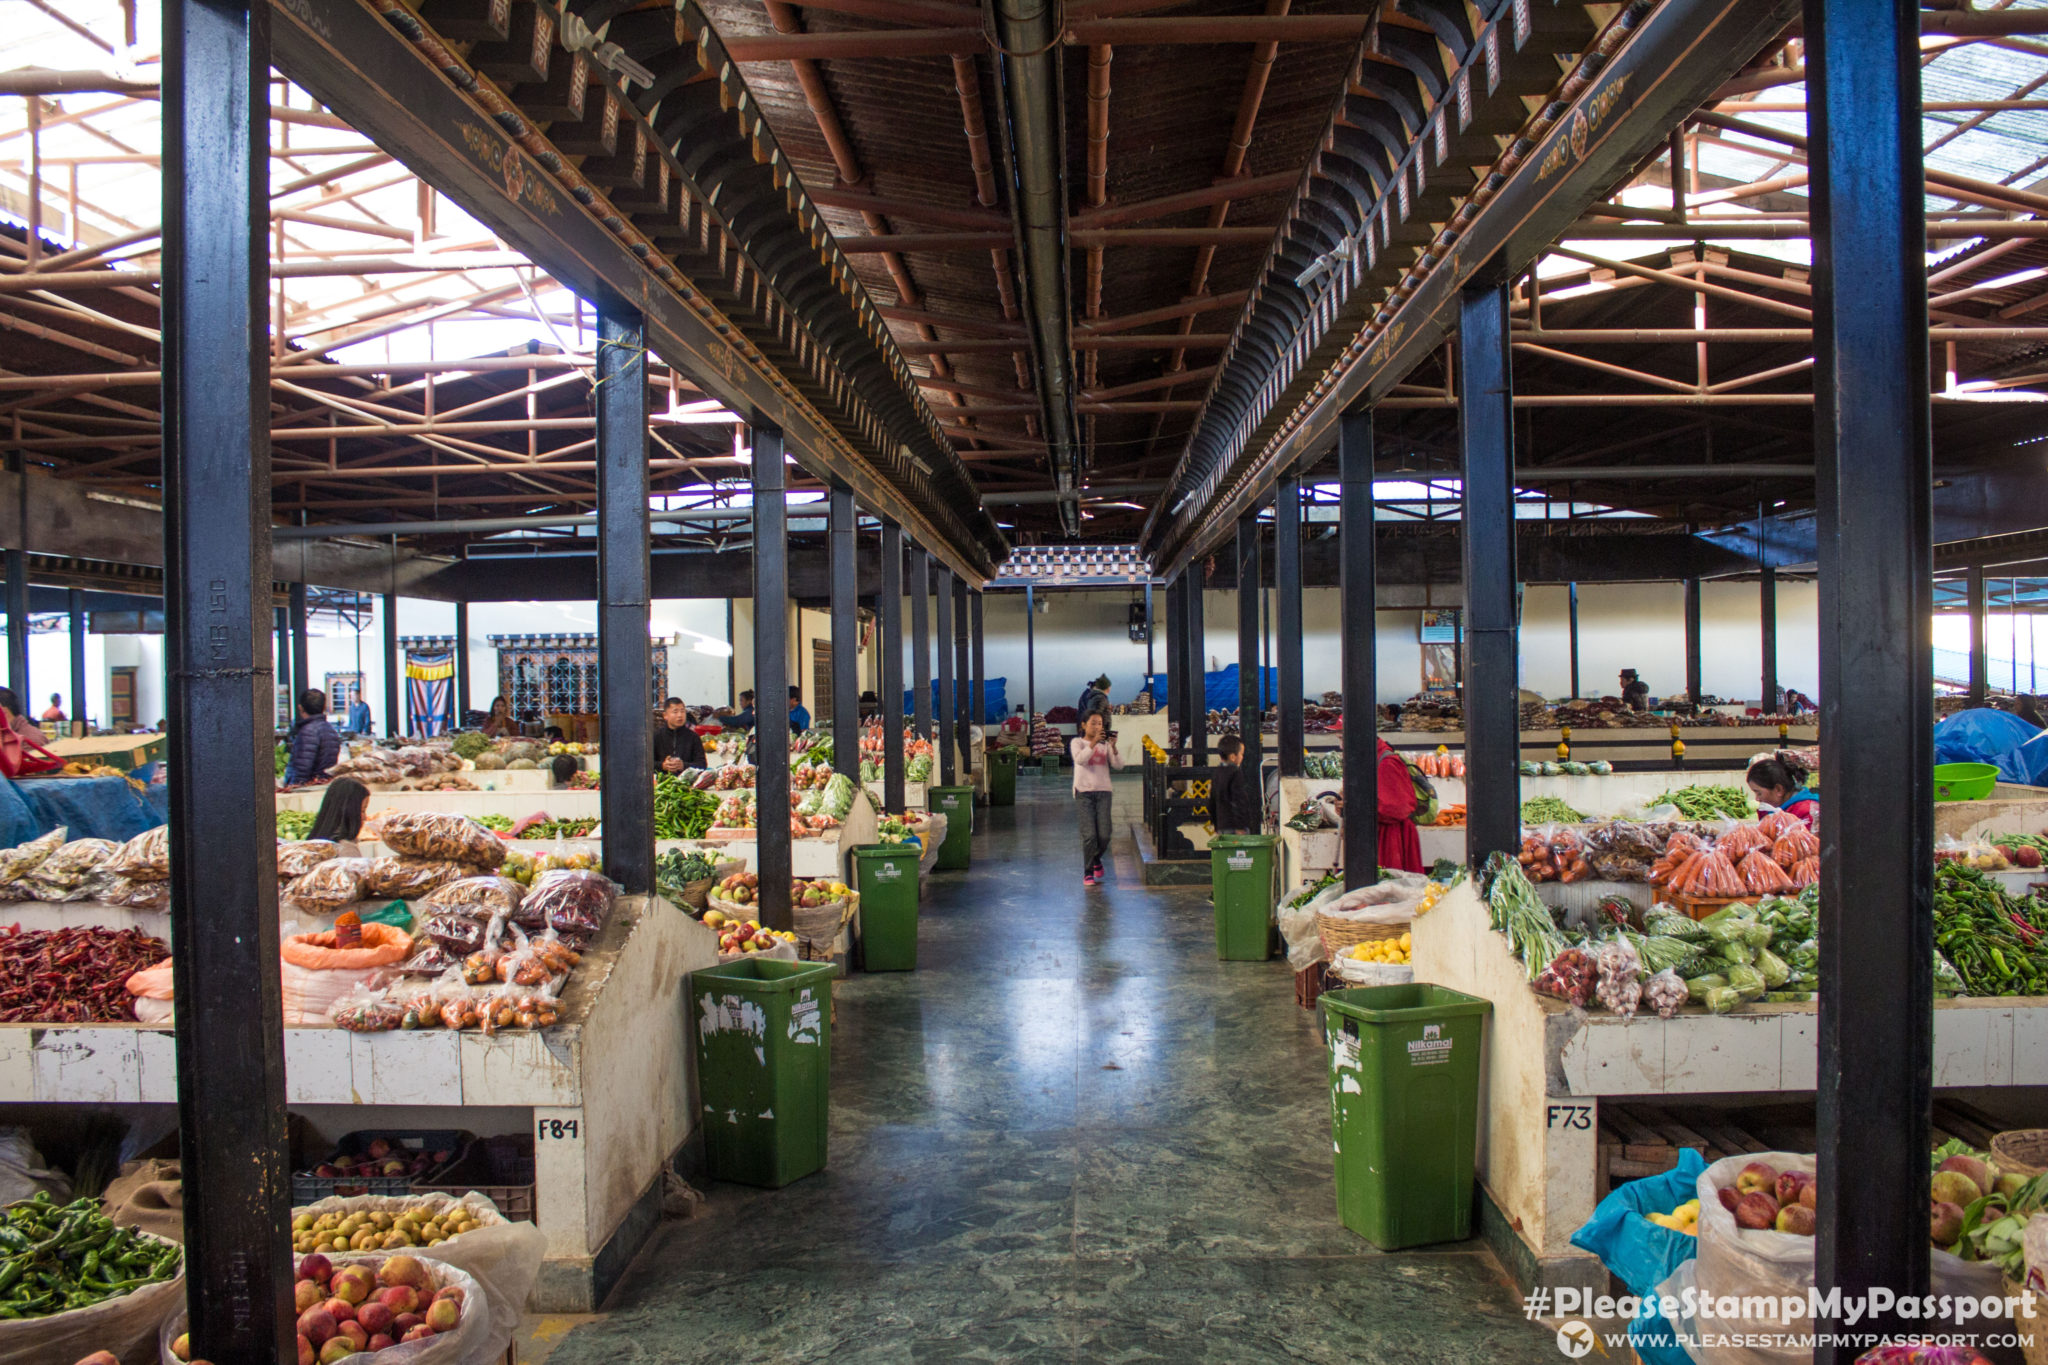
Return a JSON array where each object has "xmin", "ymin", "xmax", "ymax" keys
[
  {"xmin": 284, "ymin": 856, "xmax": 374, "ymax": 913},
  {"xmin": 0, "ymin": 1231, "xmax": 181, "ymax": 1365},
  {"xmin": 524, "ymin": 869, "xmax": 618, "ymax": 937},
  {"xmin": 423, "ymin": 911, "xmax": 492, "ymax": 956},
  {"xmin": 277, "ymin": 839, "xmax": 343, "ymax": 879},
  {"xmin": 96, "ymin": 875, "xmax": 170, "ymax": 911},
  {"xmin": 379, "ymin": 811, "xmax": 507, "ymax": 869},
  {"xmin": 364, "ymin": 857, "xmax": 471, "ymax": 901},
  {"xmin": 419, "ymin": 875, "xmax": 525, "ymax": 920},
  {"xmin": 104, "ymin": 824, "xmax": 170, "ymax": 880},
  {"xmin": 20, "ymin": 837, "xmax": 117, "ymax": 900},
  {"xmin": 330, "ymin": 985, "xmax": 404, "ymax": 1033},
  {"xmin": 0, "ymin": 828, "xmax": 62, "ymax": 885},
  {"xmin": 162, "ymin": 1254, "xmax": 492, "ymax": 1365}
]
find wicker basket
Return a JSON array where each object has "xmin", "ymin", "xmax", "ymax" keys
[
  {"xmin": 706, "ymin": 891, "xmax": 764, "ymax": 921},
  {"xmin": 1995, "ymin": 1129, "xmax": 2048, "ymax": 1178},
  {"xmin": 1317, "ymin": 911, "xmax": 1409, "ymax": 957},
  {"xmin": 2009, "ymin": 1274, "xmax": 2048, "ymax": 1365}
]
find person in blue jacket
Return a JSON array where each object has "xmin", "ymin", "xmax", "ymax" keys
[
  {"xmin": 787, "ymin": 684, "xmax": 811, "ymax": 734},
  {"xmin": 282, "ymin": 689, "xmax": 341, "ymax": 787}
]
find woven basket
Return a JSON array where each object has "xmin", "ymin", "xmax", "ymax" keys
[
  {"xmin": 1317, "ymin": 911, "xmax": 1408, "ymax": 955},
  {"xmin": 1995, "ymin": 1129, "xmax": 2048, "ymax": 1178},
  {"xmin": 706, "ymin": 891, "xmax": 764, "ymax": 921},
  {"xmin": 2009, "ymin": 1275, "xmax": 2048, "ymax": 1365}
]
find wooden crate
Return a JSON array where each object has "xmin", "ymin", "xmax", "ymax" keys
[
  {"xmin": 1597, "ymin": 1104, "xmax": 1770, "ymax": 1195},
  {"xmin": 1668, "ymin": 891, "xmax": 1764, "ymax": 922}
]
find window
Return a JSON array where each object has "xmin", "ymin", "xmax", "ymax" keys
[{"xmin": 491, "ymin": 635, "xmax": 670, "ymax": 721}]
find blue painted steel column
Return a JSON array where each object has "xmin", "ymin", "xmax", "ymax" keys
[
  {"xmin": 880, "ymin": 521, "xmax": 906, "ymax": 810},
  {"xmin": 935, "ymin": 566, "xmax": 956, "ymax": 784},
  {"xmin": 596, "ymin": 309, "xmax": 653, "ymax": 894},
  {"xmin": 1236, "ymin": 512, "xmax": 1261, "ymax": 768},
  {"xmin": 752, "ymin": 427, "xmax": 793, "ymax": 932},
  {"xmin": 1808, "ymin": 0, "xmax": 1934, "ymax": 1344},
  {"xmin": 1458, "ymin": 280, "xmax": 1518, "ymax": 867},
  {"xmin": 829, "ymin": 486, "xmax": 859, "ymax": 779},
  {"xmin": 911, "ymin": 548, "xmax": 932, "ymax": 740},
  {"xmin": 163, "ymin": 0, "xmax": 294, "ymax": 1357},
  {"xmin": 1339, "ymin": 409, "xmax": 1378, "ymax": 888},
  {"xmin": 1275, "ymin": 475, "xmax": 1304, "ymax": 777}
]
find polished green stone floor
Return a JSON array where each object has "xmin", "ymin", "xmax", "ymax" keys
[{"xmin": 540, "ymin": 777, "xmax": 1559, "ymax": 1363}]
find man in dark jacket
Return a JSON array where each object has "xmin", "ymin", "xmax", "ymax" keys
[
  {"xmin": 1209, "ymin": 734, "xmax": 1262, "ymax": 834},
  {"xmin": 282, "ymin": 689, "xmax": 341, "ymax": 786},
  {"xmin": 655, "ymin": 697, "xmax": 708, "ymax": 774}
]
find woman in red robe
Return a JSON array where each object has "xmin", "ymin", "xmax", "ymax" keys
[{"xmin": 1375, "ymin": 737, "xmax": 1424, "ymax": 874}]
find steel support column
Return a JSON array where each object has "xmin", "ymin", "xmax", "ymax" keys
[
  {"xmin": 67, "ymin": 588, "xmax": 84, "ymax": 734},
  {"xmin": 1236, "ymin": 512, "xmax": 1261, "ymax": 767},
  {"xmin": 1276, "ymin": 475, "xmax": 1305, "ymax": 777},
  {"xmin": 752, "ymin": 426, "xmax": 793, "ymax": 932},
  {"xmin": 1683, "ymin": 577, "xmax": 1703, "ymax": 702},
  {"xmin": 1185, "ymin": 567, "xmax": 1207, "ymax": 765},
  {"xmin": 830, "ymin": 486, "xmax": 859, "ymax": 781},
  {"xmin": 953, "ymin": 576, "xmax": 971, "ymax": 769},
  {"xmin": 970, "ymin": 589, "xmax": 986, "ymax": 752},
  {"xmin": 1809, "ymin": 0, "xmax": 1935, "ymax": 1343},
  {"xmin": 1968, "ymin": 565, "xmax": 1988, "ymax": 703},
  {"xmin": 1339, "ymin": 409, "xmax": 1378, "ymax": 887},
  {"xmin": 911, "ymin": 549, "xmax": 932, "ymax": 739},
  {"xmin": 1567, "ymin": 583, "xmax": 1581, "ymax": 700},
  {"xmin": 453, "ymin": 599, "xmax": 470, "ymax": 723},
  {"xmin": 288, "ymin": 579, "xmax": 310, "ymax": 703},
  {"xmin": 4, "ymin": 546, "xmax": 25, "ymax": 702},
  {"xmin": 880, "ymin": 520, "xmax": 906, "ymax": 810},
  {"xmin": 1144, "ymin": 580, "xmax": 1154, "ymax": 682},
  {"xmin": 163, "ymin": 0, "xmax": 293, "ymax": 1357},
  {"xmin": 382, "ymin": 593, "xmax": 399, "ymax": 736},
  {"xmin": 1025, "ymin": 584, "xmax": 1037, "ymax": 726},
  {"xmin": 1760, "ymin": 567, "xmax": 1778, "ymax": 710},
  {"xmin": 1458, "ymin": 280, "xmax": 1519, "ymax": 866},
  {"xmin": 273, "ymin": 605, "xmax": 289, "ymax": 725},
  {"xmin": 936, "ymin": 567, "xmax": 956, "ymax": 784},
  {"xmin": 1164, "ymin": 577, "xmax": 1184, "ymax": 749},
  {"xmin": 596, "ymin": 310, "xmax": 653, "ymax": 895}
]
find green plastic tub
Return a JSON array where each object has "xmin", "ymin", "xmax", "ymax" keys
[{"xmin": 1935, "ymin": 762, "xmax": 2000, "ymax": 802}]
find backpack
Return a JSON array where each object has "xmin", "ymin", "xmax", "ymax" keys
[{"xmin": 1400, "ymin": 756, "xmax": 1440, "ymax": 825}]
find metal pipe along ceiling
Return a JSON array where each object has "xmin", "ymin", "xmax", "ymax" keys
[{"xmin": 991, "ymin": 0, "xmax": 1083, "ymax": 534}]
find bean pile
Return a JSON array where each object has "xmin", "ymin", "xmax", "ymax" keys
[
  {"xmin": 0, "ymin": 926, "xmax": 167, "ymax": 1023},
  {"xmin": 1936, "ymin": 863, "xmax": 2048, "ymax": 997},
  {"xmin": 0, "ymin": 1192, "xmax": 180, "ymax": 1318}
]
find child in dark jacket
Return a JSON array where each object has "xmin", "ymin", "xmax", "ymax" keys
[{"xmin": 1209, "ymin": 734, "xmax": 1262, "ymax": 834}]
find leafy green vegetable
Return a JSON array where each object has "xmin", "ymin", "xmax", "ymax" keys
[
  {"xmin": 450, "ymin": 731, "xmax": 491, "ymax": 760},
  {"xmin": 277, "ymin": 809, "xmax": 316, "ymax": 840}
]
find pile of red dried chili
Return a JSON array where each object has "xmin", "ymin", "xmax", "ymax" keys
[{"xmin": 0, "ymin": 925, "xmax": 169, "ymax": 1023}]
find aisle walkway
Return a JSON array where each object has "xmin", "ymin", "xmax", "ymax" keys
[{"xmin": 538, "ymin": 778, "xmax": 1559, "ymax": 1363}]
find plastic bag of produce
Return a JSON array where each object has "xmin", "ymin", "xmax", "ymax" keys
[
  {"xmin": 280, "ymin": 921, "xmax": 413, "ymax": 1027},
  {"xmin": 423, "ymin": 911, "xmax": 493, "ymax": 956},
  {"xmin": 378, "ymin": 810, "xmax": 508, "ymax": 870},
  {"xmin": 19, "ymin": 837, "xmax": 118, "ymax": 900},
  {"xmin": 1570, "ymin": 1146, "xmax": 1704, "ymax": 1365},
  {"xmin": 124, "ymin": 957, "xmax": 174, "ymax": 1025},
  {"xmin": 277, "ymin": 839, "xmax": 343, "ymax": 879},
  {"xmin": 1715, "ymin": 823, "xmax": 1769, "ymax": 860},
  {"xmin": 0, "ymin": 828, "xmax": 62, "ymax": 887},
  {"xmin": 284, "ymin": 856, "xmax": 375, "ymax": 913},
  {"xmin": 103, "ymin": 824, "xmax": 170, "ymax": 881},
  {"xmin": 1582, "ymin": 822, "xmax": 1667, "ymax": 882},
  {"xmin": 524, "ymin": 869, "xmax": 618, "ymax": 937},
  {"xmin": 160, "ymin": 1253, "xmax": 498, "ymax": 1365},
  {"xmin": 363, "ymin": 857, "xmax": 472, "ymax": 901},
  {"xmin": 0, "ymin": 1231, "xmax": 181, "ymax": 1365},
  {"xmin": 419, "ymin": 875, "xmax": 525, "ymax": 921},
  {"xmin": 95, "ymin": 875, "xmax": 169, "ymax": 911},
  {"xmin": 331, "ymin": 985, "xmax": 404, "ymax": 1032}
]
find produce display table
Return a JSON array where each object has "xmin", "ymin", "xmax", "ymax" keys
[
  {"xmin": 0, "ymin": 893, "xmax": 715, "ymax": 1313},
  {"xmin": 1409, "ymin": 880, "xmax": 2048, "ymax": 1294},
  {"xmin": 279, "ymin": 787, "xmax": 604, "ymax": 818}
]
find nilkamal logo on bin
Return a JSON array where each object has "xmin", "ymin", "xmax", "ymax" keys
[
  {"xmin": 1226, "ymin": 852, "xmax": 1254, "ymax": 871},
  {"xmin": 875, "ymin": 861, "xmax": 902, "ymax": 881},
  {"xmin": 1407, "ymin": 1022, "xmax": 1453, "ymax": 1066}
]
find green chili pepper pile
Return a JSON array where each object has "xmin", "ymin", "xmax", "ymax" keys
[
  {"xmin": 1650, "ymin": 784, "xmax": 1754, "ymax": 821},
  {"xmin": 654, "ymin": 776, "xmax": 721, "ymax": 840},
  {"xmin": 1935, "ymin": 863, "xmax": 2048, "ymax": 997},
  {"xmin": 0, "ymin": 1192, "xmax": 180, "ymax": 1318}
]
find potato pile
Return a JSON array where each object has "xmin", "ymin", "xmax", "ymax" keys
[{"xmin": 291, "ymin": 1201, "xmax": 485, "ymax": 1255}]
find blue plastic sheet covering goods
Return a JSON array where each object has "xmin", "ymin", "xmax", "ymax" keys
[
  {"xmin": 1934, "ymin": 707, "xmax": 2045, "ymax": 785},
  {"xmin": 1144, "ymin": 664, "xmax": 1277, "ymax": 712},
  {"xmin": 903, "ymin": 678, "xmax": 1008, "ymax": 725},
  {"xmin": 1568, "ymin": 1147, "xmax": 1702, "ymax": 1365},
  {"xmin": 0, "ymin": 773, "xmax": 167, "ymax": 851}
]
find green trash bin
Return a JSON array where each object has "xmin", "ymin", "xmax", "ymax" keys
[
  {"xmin": 691, "ymin": 958, "xmax": 838, "ymax": 1187},
  {"xmin": 987, "ymin": 748, "xmax": 1019, "ymax": 807},
  {"xmin": 1319, "ymin": 984, "xmax": 1493, "ymax": 1249},
  {"xmin": 1209, "ymin": 833, "xmax": 1277, "ymax": 961},
  {"xmin": 931, "ymin": 785, "xmax": 974, "ymax": 870},
  {"xmin": 852, "ymin": 844, "xmax": 921, "ymax": 971}
]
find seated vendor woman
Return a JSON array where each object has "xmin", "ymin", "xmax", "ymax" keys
[{"xmin": 1746, "ymin": 755, "xmax": 1818, "ymax": 829}]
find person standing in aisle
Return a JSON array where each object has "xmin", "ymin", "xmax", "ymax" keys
[
  {"xmin": 1208, "ymin": 734, "xmax": 1261, "ymax": 834},
  {"xmin": 1077, "ymin": 674, "xmax": 1111, "ymax": 720},
  {"xmin": 1374, "ymin": 736, "xmax": 1424, "ymax": 873},
  {"xmin": 655, "ymin": 696, "xmax": 708, "ymax": 774},
  {"xmin": 788, "ymin": 684, "xmax": 811, "ymax": 734},
  {"xmin": 282, "ymin": 689, "xmax": 341, "ymax": 787},
  {"xmin": 346, "ymin": 693, "xmax": 372, "ymax": 735},
  {"xmin": 1071, "ymin": 710, "xmax": 1122, "ymax": 885}
]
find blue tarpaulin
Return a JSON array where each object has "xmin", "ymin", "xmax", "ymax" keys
[
  {"xmin": 0, "ymin": 773, "xmax": 167, "ymax": 850},
  {"xmin": 1934, "ymin": 707, "xmax": 2043, "ymax": 785},
  {"xmin": 1145, "ymin": 664, "xmax": 1278, "ymax": 711},
  {"xmin": 903, "ymin": 678, "xmax": 1009, "ymax": 725}
]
